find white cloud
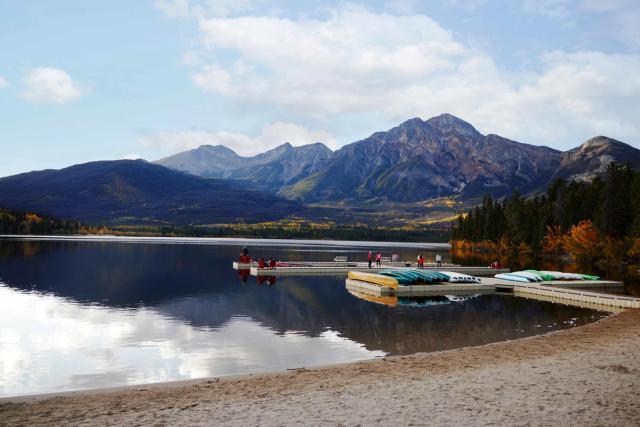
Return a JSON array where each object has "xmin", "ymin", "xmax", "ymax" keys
[
  {"xmin": 0, "ymin": 75, "xmax": 8, "ymax": 88},
  {"xmin": 140, "ymin": 122, "xmax": 336, "ymax": 157},
  {"xmin": 181, "ymin": 5, "xmax": 640, "ymax": 149},
  {"xmin": 193, "ymin": 7, "xmax": 468, "ymax": 117},
  {"xmin": 21, "ymin": 67, "xmax": 85, "ymax": 104}
]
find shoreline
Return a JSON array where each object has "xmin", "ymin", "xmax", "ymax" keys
[
  {"xmin": 3, "ymin": 309, "xmax": 640, "ymax": 425},
  {"xmin": 0, "ymin": 234, "xmax": 451, "ymax": 248}
]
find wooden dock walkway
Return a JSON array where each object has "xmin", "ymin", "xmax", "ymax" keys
[
  {"xmin": 510, "ymin": 283, "xmax": 640, "ymax": 309},
  {"xmin": 234, "ymin": 261, "xmax": 461, "ymax": 270},
  {"xmin": 482, "ymin": 277, "xmax": 624, "ymax": 290},
  {"xmin": 249, "ymin": 265, "xmax": 509, "ymax": 277}
]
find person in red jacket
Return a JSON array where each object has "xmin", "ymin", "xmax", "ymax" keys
[
  {"xmin": 376, "ymin": 251, "xmax": 382, "ymax": 267},
  {"xmin": 258, "ymin": 258, "xmax": 266, "ymax": 269},
  {"xmin": 367, "ymin": 251, "xmax": 372, "ymax": 268},
  {"xmin": 268, "ymin": 258, "xmax": 276, "ymax": 269}
]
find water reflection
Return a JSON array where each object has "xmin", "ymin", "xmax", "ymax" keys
[
  {"xmin": 0, "ymin": 238, "xmax": 607, "ymax": 396},
  {"xmin": 0, "ymin": 285, "xmax": 381, "ymax": 396}
]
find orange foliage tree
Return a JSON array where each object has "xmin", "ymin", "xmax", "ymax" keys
[{"xmin": 561, "ymin": 220, "xmax": 601, "ymax": 266}]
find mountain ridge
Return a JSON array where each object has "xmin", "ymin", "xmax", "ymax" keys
[{"xmin": 156, "ymin": 115, "xmax": 639, "ymax": 204}]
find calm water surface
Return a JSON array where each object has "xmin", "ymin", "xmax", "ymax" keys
[{"xmin": 0, "ymin": 237, "xmax": 606, "ymax": 396}]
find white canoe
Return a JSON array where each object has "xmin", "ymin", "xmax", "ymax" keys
[
  {"xmin": 439, "ymin": 271, "xmax": 481, "ymax": 283},
  {"xmin": 510, "ymin": 271, "xmax": 544, "ymax": 282},
  {"xmin": 495, "ymin": 273, "xmax": 532, "ymax": 283}
]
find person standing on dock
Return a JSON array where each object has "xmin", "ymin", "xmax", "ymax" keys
[
  {"xmin": 418, "ymin": 254, "xmax": 424, "ymax": 269},
  {"xmin": 435, "ymin": 253, "xmax": 442, "ymax": 267},
  {"xmin": 376, "ymin": 251, "xmax": 381, "ymax": 267},
  {"xmin": 367, "ymin": 251, "xmax": 372, "ymax": 268}
]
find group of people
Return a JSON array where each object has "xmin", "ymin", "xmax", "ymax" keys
[
  {"xmin": 367, "ymin": 251, "xmax": 382, "ymax": 268},
  {"xmin": 257, "ymin": 257, "xmax": 277, "ymax": 269},
  {"xmin": 366, "ymin": 251, "xmax": 443, "ymax": 268},
  {"xmin": 239, "ymin": 246, "xmax": 277, "ymax": 269}
]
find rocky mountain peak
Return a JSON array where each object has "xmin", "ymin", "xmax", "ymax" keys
[{"xmin": 426, "ymin": 113, "xmax": 482, "ymax": 139}]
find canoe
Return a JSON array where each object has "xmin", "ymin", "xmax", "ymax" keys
[
  {"xmin": 439, "ymin": 271, "xmax": 481, "ymax": 283},
  {"xmin": 347, "ymin": 271, "xmax": 399, "ymax": 288},
  {"xmin": 540, "ymin": 271, "xmax": 584, "ymax": 280},
  {"xmin": 509, "ymin": 271, "xmax": 544, "ymax": 282},
  {"xmin": 495, "ymin": 273, "xmax": 532, "ymax": 283},
  {"xmin": 524, "ymin": 270, "xmax": 555, "ymax": 281}
]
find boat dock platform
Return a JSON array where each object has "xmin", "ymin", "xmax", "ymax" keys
[
  {"xmin": 346, "ymin": 275, "xmax": 637, "ymax": 312},
  {"xmin": 248, "ymin": 265, "xmax": 510, "ymax": 277},
  {"xmin": 234, "ymin": 261, "xmax": 462, "ymax": 270},
  {"xmin": 346, "ymin": 278, "xmax": 495, "ymax": 297}
]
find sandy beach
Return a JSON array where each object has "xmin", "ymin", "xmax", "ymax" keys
[{"xmin": 2, "ymin": 309, "xmax": 640, "ymax": 426}]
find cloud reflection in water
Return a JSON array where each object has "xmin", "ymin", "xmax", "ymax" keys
[{"xmin": 0, "ymin": 284, "xmax": 383, "ymax": 396}]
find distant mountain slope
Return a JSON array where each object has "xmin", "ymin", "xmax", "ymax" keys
[
  {"xmin": 0, "ymin": 160, "xmax": 304, "ymax": 225},
  {"xmin": 155, "ymin": 142, "xmax": 333, "ymax": 188},
  {"xmin": 155, "ymin": 144, "xmax": 246, "ymax": 177},
  {"xmin": 282, "ymin": 114, "xmax": 562, "ymax": 202},
  {"xmin": 554, "ymin": 136, "xmax": 640, "ymax": 182}
]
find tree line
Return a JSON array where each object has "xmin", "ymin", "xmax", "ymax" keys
[
  {"xmin": 0, "ymin": 208, "xmax": 81, "ymax": 235},
  {"xmin": 451, "ymin": 163, "xmax": 640, "ymax": 249}
]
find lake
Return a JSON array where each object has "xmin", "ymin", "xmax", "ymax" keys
[{"xmin": 0, "ymin": 237, "xmax": 607, "ymax": 396}]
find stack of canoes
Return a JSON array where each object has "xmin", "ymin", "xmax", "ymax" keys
[
  {"xmin": 348, "ymin": 269, "xmax": 481, "ymax": 287},
  {"xmin": 495, "ymin": 270, "xmax": 600, "ymax": 283}
]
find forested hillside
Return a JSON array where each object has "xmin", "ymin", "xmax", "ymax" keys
[{"xmin": 451, "ymin": 163, "xmax": 640, "ymax": 271}]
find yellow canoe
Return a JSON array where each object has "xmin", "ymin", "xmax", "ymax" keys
[{"xmin": 348, "ymin": 271, "xmax": 399, "ymax": 288}]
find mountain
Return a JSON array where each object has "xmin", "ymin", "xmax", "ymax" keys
[
  {"xmin": 0, "ymin": 160, "xmax": 304, "ymax": 225},
  {"xmin": 554, "ymin": 136, "xmax": 640, "ymax": 182},
  {"xmin": 156, "ymin": 115, "xmax": 640, "ymax": 205},
  {"xmin": 282, "ymin": 114, "xmax": 562, "ymax": 202},
  {"xmin": 155, "ymin": 144, "xmax": 246, "ymax": 177},
  {"xmin": 155, "ymin": 142, "xmax": 333, "ymax": 188}
]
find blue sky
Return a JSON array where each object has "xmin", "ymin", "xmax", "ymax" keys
[{"xmin": 1, "ymin": 0, "xmax": 639, "ymax": 177}]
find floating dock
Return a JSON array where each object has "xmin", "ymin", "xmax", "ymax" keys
[
  {"xmin": 344, "ymin": 272, "xmax": 638, "ymax": 312},
  {"xmin": 509, "ymin": 282, "xmax": 640, "ymax": 309},
  {"xmin": 249, "ymin": 265, "xmax": 510, "ymax": 277},
  {"xmin": 234, "ymin": 261, "xmax": 461, "ymax": 270},
  {"xmin": 484, "ymin": 277, "xmax": 625, "ymax": 291},
  {"xmin": 346, "ymin": 278, "xmax": 495, "ymax": 297}
]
